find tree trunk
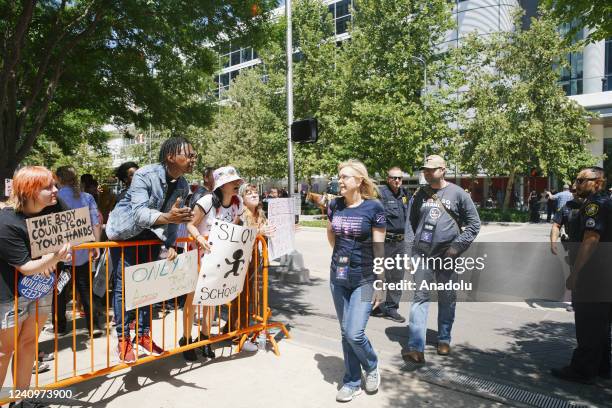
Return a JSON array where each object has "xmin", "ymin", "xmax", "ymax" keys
[{"xmin": 502, "ymin": 169, "xmax": 516, "ymax": 212}]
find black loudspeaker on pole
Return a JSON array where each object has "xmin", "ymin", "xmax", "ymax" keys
[{"xmin": 291, "ymin": 118, "xmax": 318, "ymax": 143}]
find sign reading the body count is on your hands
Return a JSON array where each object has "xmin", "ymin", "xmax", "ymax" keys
[
  {"xmin": 193, "ymin": 220, "xmax": 256, "ymax": 306},
  {"xmin": 26, "ymin": 207, "xmax": 95, "ymax": 259},
  {"xmin": 124, "ymin": 249, "xmax": 199, "ymax": 311}
]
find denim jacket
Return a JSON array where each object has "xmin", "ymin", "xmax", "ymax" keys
[{"xmin": 106, "ymin": 163, "xmax": 189, "ymax": 248}]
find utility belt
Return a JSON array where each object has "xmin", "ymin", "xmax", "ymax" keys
[{"xmin": 385, "ymin": 232, "xmax": 405, "ymax": 243}]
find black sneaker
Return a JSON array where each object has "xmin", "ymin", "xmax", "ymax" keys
[
  {"xmin": 198, "ymin": 333, "xmax": 215, "ymax": 359},
  {"xmin": 384, "ymin": 309, "xmax": 406, "ymax": 323},
  {"xmin": 179, "ymin": 336, "xmax": 198, "ymax": 362},
  {"xmin": 370, "ymin": 307, "xmax": 385, "ymax": 317}
]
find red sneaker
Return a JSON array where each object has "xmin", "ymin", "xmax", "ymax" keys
[
  {"xmin": 135, "ymin": 334, "xmax": 164, "ymax": 356},
  {"xmin": 117, "ymin": 338, "xmax": 136, "ymax": 363}
]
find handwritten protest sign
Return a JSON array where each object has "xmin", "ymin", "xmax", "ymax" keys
[
  {"xmin": 267, "ymin": 198, "xmax": 296, "ymax": 260},
  {"xmin": 193, "ymin": 221, "xmax": 256, "ymax": 306},
  {"xmin": 124, "ymin": 249, "xmax": 199, "ymax": 311},
  {"xmin": 26, "ymin": 207, "xmax": 95, "ymax": 258},
  {"xmin": 4, "ymin": 179, "xmax": 12, "ymax": 197}
]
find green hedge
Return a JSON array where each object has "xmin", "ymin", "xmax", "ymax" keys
[
  {"xmin": 478, "ymin": 208, "xmax": 529, "ymax": 223},
  {"xmin": 299, "ymin": 220, "xmax": 328, "ymax": 228},
  {"xmin": 302, "ymin": 207, "xmax": 325, "ymax": 215}
]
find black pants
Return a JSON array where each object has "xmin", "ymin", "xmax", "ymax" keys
[
  {"xmin": 51, "ymin": 263, "xmax": 99, "ymax": 331},
  {"xmin": 570, "ymin": 301, "xmax": 612, "ymax": 378},
  {"xmin": 383, "ymin": 240, "xmax": 406, "ymax": 312}
]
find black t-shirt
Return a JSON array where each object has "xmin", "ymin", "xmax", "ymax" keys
[
  {"xmin": 161, "ymin": 174, "xmax": 179, "ymax": 212},
  {"xmin": 0, "ymin": 202, "xmax": 65, "ymax": 302}
]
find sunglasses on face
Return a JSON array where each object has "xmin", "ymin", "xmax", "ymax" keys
[
  {"xmin": 575, "ymin": 177, "xmax": 600, "ymax": 184},
  {"xmin": 387, "ymin": 176, "xmax": 402, "ymax": 180}
]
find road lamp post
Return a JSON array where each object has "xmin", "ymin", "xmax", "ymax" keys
[
  {"xmin": 411, "ymin": 55, "xmax": 428, "ymax": 185},
  {"xmin": 286, "ymin": 0, "xmax": 295, "ymax": 195}
]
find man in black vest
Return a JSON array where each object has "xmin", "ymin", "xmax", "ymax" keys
[{"xmin": 371, "ymin": 166, "xmax": 410, "ymax": 322}]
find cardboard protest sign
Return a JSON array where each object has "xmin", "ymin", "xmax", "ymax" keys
[
  {"xmin": 26, "ymin": 207, "xmax": 95, "ymax": 258},
  {"xmin": 4, "ymin": 179, "xmax": 12, "ymax": 197},
  {"xmin": 193, "ymin": 220, "xmax": 257, "ymax": 306},
  {"xmin": 267, "ymin": 198, "xmax": 296, "ymax": 260},
  {"xmin": 124, "ymin": 249, "xmax": 199, "ymax": 311},
  {"xmin": 18, "ymin": 274, "xmax": 55, "ymax": 300}
]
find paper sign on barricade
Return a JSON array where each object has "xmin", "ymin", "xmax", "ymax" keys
[
  {"xmin": 26, "ymin": 207, "xmax": 95, "ymax": 258},
  {"xmin": 4, "ymin": 179, "xmax": 12, "ymax": 197},
  {"xmin": 193, "ymin": 220, "xmax": 257, "ymax": 306},
  {"xmin": 267, "ymin": 198, "xmax": 296, "ymax": 260},
  {"xmin": 124, "ymin": 249, "xmax": 199, "ymax": 311}
]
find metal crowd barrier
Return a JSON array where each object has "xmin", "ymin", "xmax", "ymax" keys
[{"xmin": 1, "ymin": 235, "xmax": 289, "ymax": 403}]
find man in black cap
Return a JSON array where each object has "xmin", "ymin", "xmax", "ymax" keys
[{"xmin": 371, "ymin": 167, "xmax": 410, "ymax": 322}]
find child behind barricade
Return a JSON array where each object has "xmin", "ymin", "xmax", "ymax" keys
[{"xmin": 184, "ymin": 166, "xmax": 253, "ymax": 360}]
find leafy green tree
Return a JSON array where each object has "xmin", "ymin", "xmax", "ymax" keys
[
  {"xmin": 328, "ymin": 0, "xmax": 456, "ymax": 176},
  {"xmin": 450, "ymin": 10, "xmax": 595, "ymax": 210},
  {"xmin": 543, "ymin": 0, "xmax": 612, "ymax": 42},
  {"xmin": 201, "ymin": 0, "xmax": 456, "ymax": 183},
  {"xmin": 0, "ymin": 0, "xmax": 274, "ymax": 191},
  {"xmin": 201, "ymin": 67, "xmax": 286, "ymax": 179},
  {"xmin": 198, "ymin": 0, "xmax": 340, "ymax": 181}
]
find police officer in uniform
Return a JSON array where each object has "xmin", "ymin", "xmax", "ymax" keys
[
  {"xmin": 552, "ymin": 166, "xmax": 612, "ymax": 384},
  {"xmin": 371, "ymin": 166, "xmax": 410, "ymax": 322}
]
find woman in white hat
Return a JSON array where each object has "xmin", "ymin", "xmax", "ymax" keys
[{"xmin": 183, "ymin": 166, "xmax": 254, "ymax": 360}]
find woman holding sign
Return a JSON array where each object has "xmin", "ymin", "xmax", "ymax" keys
[
  {"xmin": 327, "ymin": 160, "xmax": 386, "ymax": 402},
  {"xmin": 0, "ymin": 166, "xmax": 71, "ymax": 401},
  {"xmin": 185, "ymin": 166, "xmax": 255, "ymax": 360},
  {"xmin": 55, "ymin": 166, "xmax": 103, "ymax": 336}
]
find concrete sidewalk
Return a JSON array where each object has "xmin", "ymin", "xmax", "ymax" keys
[{"xmin": 51, "ymin": 332, "xmax": 506, "ymax": 408}]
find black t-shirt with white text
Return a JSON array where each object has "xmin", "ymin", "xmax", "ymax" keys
[{"xmin": 0, "ymin": 203, "xmax": 64, "ymax": 302}]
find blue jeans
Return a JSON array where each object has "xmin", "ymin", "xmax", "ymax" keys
[
  {"xmin": 111, "ymin": 244, "xmax": 161, "ymax": 338},
  {"xmin": 330, "ymin": 280, "xmax": 378, "ymax": 388},
  {"xmin": 407, "ymin": 257, "xmax": 457, "ymax": 352}
]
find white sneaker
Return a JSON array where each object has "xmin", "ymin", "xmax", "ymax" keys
[
  {"xmin": 364, "ymin": 366, "xmax": 380, "ymax": 394},
  {"xmin": 241, "ymin": 340, "xmax": 258, "ymax": 353},
  {"xmin": 336, "ymin": 385, "xmax": 362, "ymax": 402}
]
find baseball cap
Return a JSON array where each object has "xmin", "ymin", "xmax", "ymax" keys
[{"xmin": 420, "ymin": 155, "xmax": 446, "ymax": 170}]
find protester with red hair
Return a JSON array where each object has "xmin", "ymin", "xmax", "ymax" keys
[{"xmin": 0, "ymin": 166, "xmax": 71, "ymax": 408}]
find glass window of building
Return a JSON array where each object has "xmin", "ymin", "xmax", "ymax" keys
[
  {"xmin": 604, "ymin": 138, "xmax": 612, "ymax": 180},
  {"xmin": 230, "ymin": 50, "xmax": 241, "ymax": 66},
  {"xmin": 605, "ymin": 38, "xmax": 611, "ymax": 91},
  {"xmin": 558, "ymin": 23, "xmax": 583, "ymax": 96}
]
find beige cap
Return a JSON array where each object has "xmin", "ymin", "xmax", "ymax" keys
[{"xmin": 420, "ymin": 155, "xmax": 446, "ymax": 170}]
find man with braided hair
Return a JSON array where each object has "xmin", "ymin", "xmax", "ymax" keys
[{"xmin": 106, "ymin": 136, "xmax": 196, "ymax": 363}]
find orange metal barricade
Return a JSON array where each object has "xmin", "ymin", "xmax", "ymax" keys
[{"xmin": 0, "ymin": 235, "xmax": 288, "ymax": 404}]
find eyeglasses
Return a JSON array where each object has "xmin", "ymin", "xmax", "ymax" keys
[
  {"xmin": 575, "ymin": 177, "xmax": 600, "ymax": 184},
  {"xmin": 387, "ymin": 176, "xmax": 402, "ymax": 180},
  {"xmin": 179, "ymin": 152, "xmax": 198, "ymax": 160}
]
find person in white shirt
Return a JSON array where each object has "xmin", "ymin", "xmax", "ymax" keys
[{"xmin": 183, "ymin": 166, "xmax": 248, "ymax": 360}]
